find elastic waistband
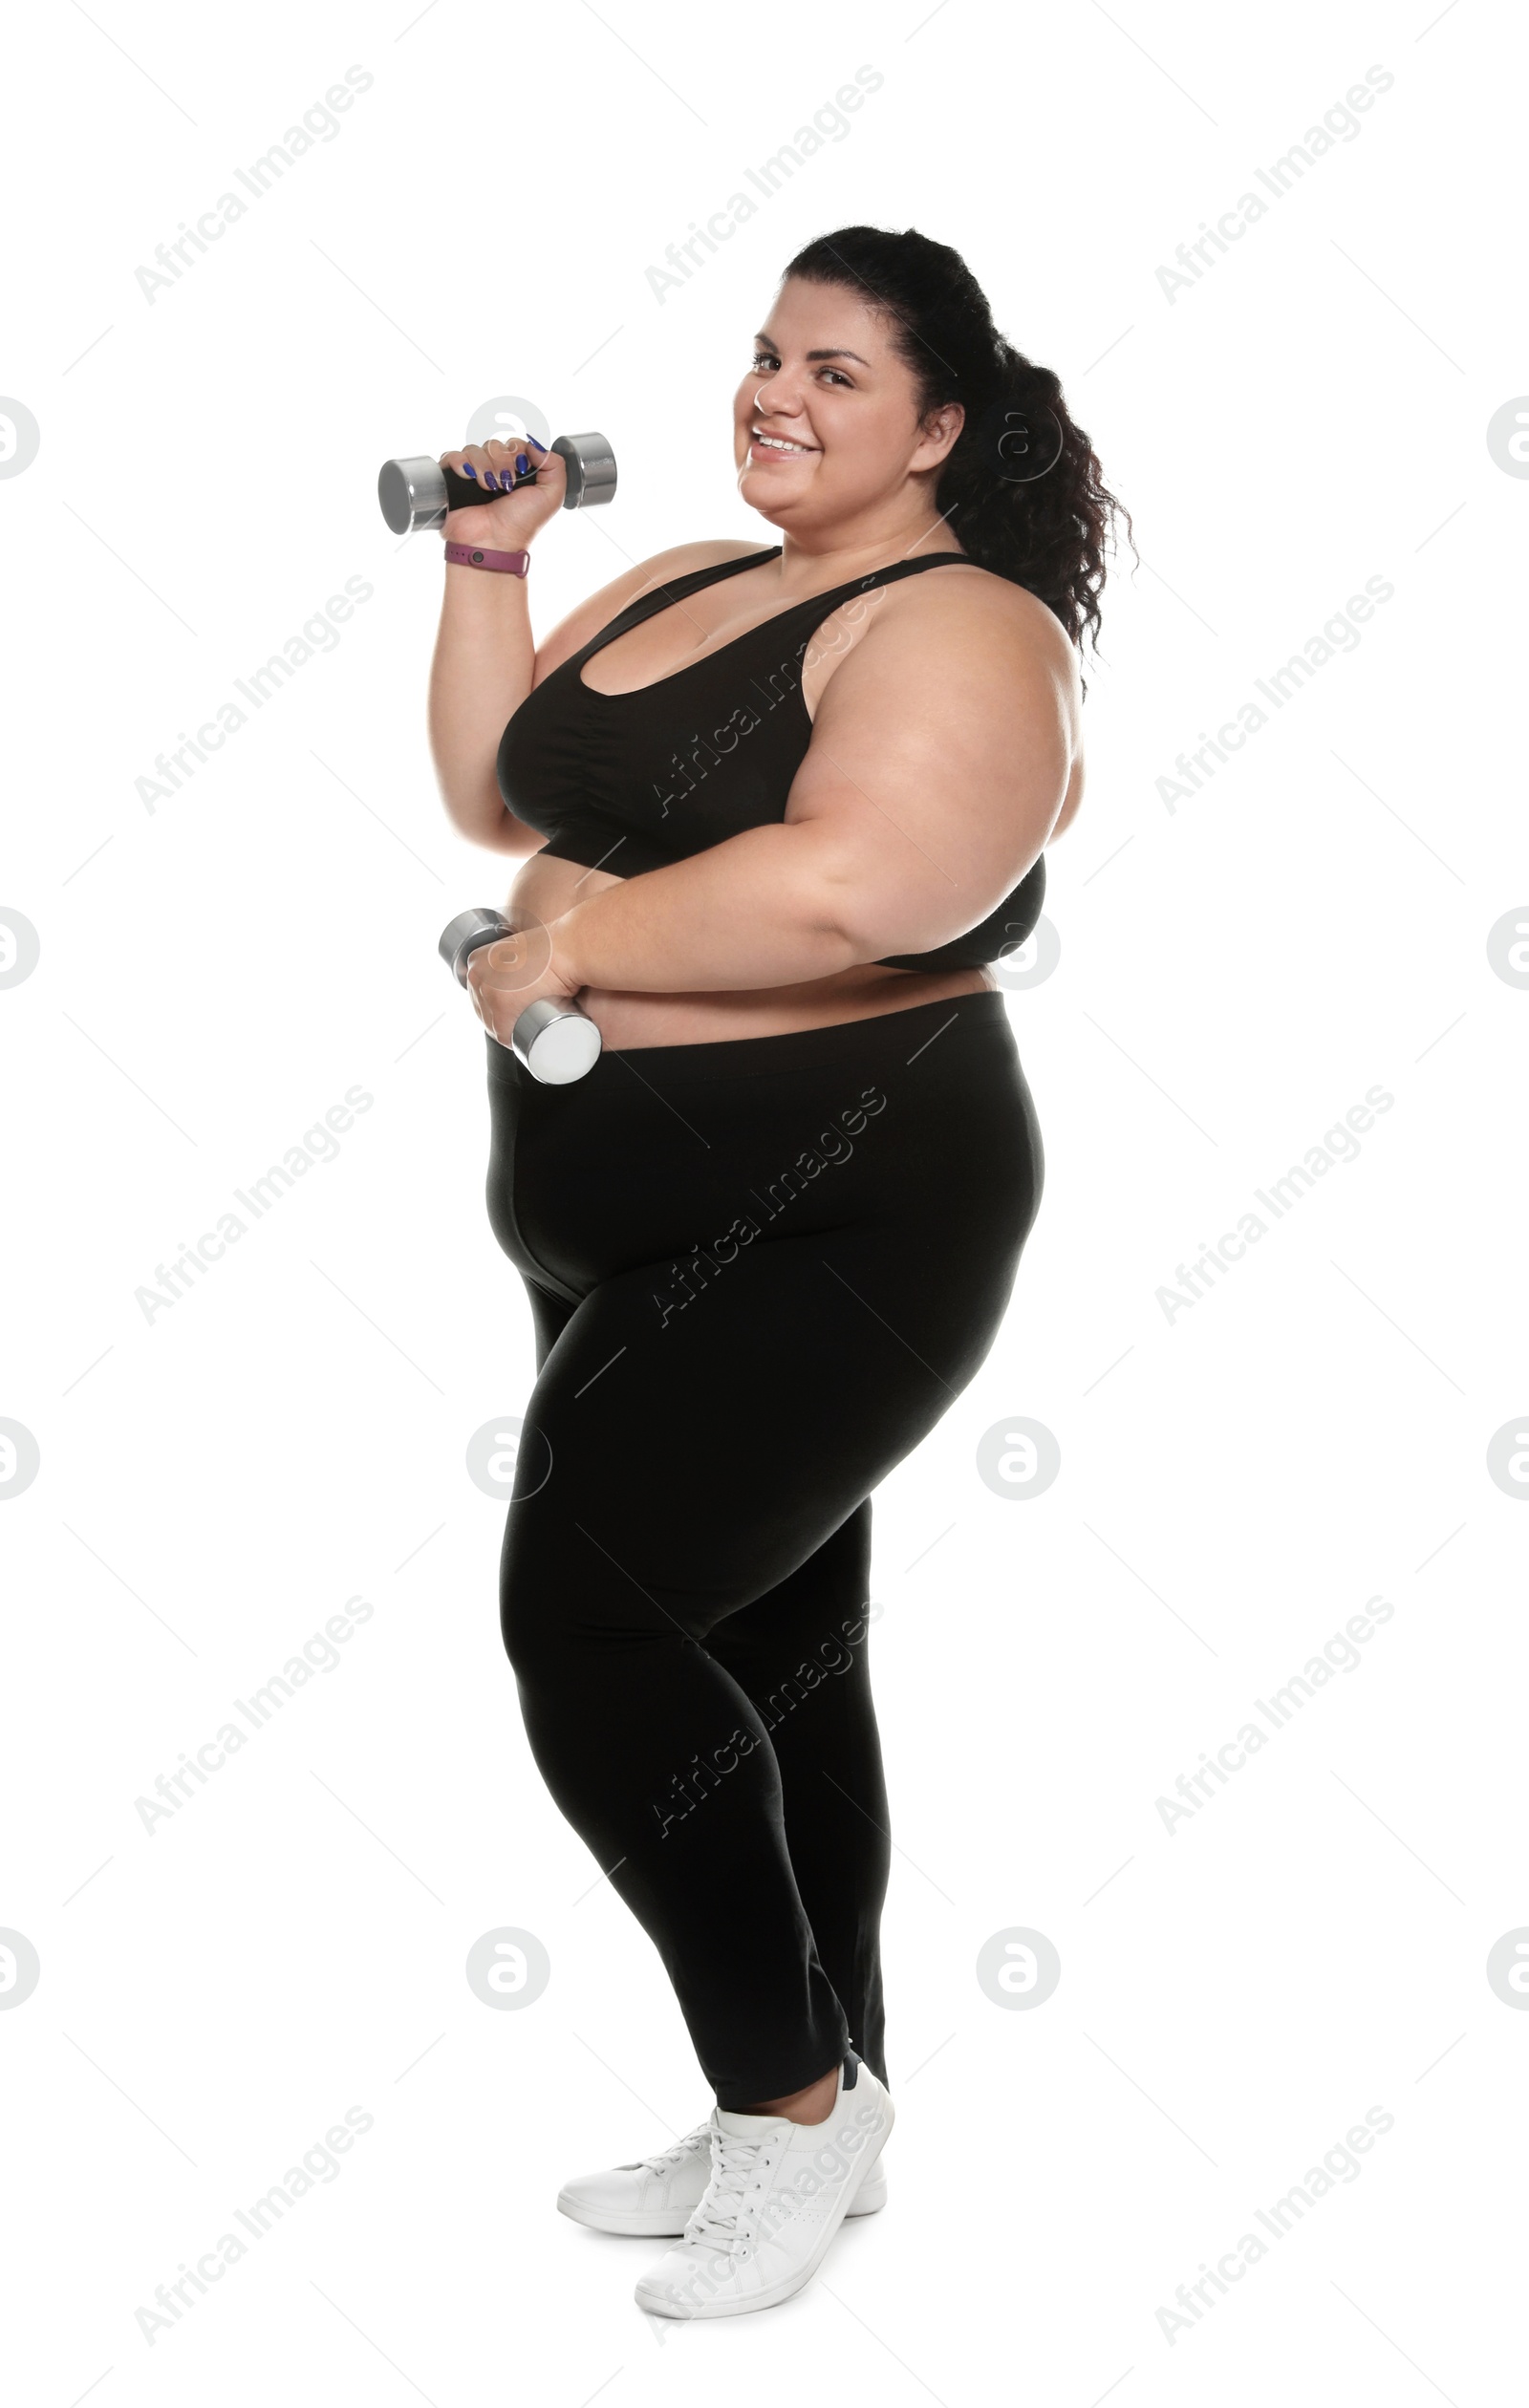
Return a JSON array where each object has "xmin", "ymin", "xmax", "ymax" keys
[{"xmin": 487, "ymin": 987, "xmax": 1014, "ymax": 1088}]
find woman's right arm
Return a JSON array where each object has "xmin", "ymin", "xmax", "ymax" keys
[{"xmin": 424, "ymin": 436, "xmax": 757, "ymax": 853}]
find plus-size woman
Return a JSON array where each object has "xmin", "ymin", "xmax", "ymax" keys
[{"xmin": 425, "ymin": 225, "xmax": 1129, "ymax": 2320}]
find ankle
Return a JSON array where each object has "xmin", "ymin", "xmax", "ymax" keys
[{"xmin": 737, "ymin": 2063, "xmax": 839, "ymax": 2125}]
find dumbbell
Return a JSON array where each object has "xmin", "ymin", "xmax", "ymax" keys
[
  {"xmin": 440, "ymin": 908, "xmax": 602, "ymax": 1086},
  {"xmin": 379, "ymin": 432, "xmax": 617, "ymax": 534}
]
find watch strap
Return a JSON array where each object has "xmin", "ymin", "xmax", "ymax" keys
[{"xmin": 444, "ymin": 541, "xmax": 530, "ymax": 575}]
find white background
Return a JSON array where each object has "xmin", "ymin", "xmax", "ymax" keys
[{"xmin": 2, "ymin": 0, "xmax": 1524, "ymax": 2399}]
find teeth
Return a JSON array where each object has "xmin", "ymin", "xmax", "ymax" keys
[{"xmin": 753, "ymin": 431, "xmax": 810, "ymax": 453}]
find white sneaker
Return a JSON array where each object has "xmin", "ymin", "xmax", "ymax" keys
[
  {"xmin": 559, "ymin": 2107, "xmax": 888, "ymax": 2237},
  {"xmin": 632, "ymin": 2051, "xmax": 894, "ymax": 2319}
]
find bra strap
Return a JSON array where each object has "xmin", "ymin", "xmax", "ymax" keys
[
  {"xmin": 589, "ymin": 547, "xmax": 783, "ymax": 648},
  {"xmin": 827, "ymin": 551, "xmax": 981, "ymax": 601},
  {"xmin": 580, "ymin": 545, "xmax": 981, "ymax": 661}
]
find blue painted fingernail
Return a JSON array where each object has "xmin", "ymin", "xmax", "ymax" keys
[
  {"xmin": 484, "ymin": 470, "xmax": 500, "ymax": 490},
  {"xmin": 528, "ymin": 436, "xmax": 548, "ymax": 452},
  {"xmin": 463, "ymin": 462, "xmax": 478, "ymax": 480},
  {"xmin": 516, "ymin": 452, "xmax": 529, "ymax": 474}
]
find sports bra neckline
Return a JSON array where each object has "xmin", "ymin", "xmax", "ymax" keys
[{"xmin": 572, "ymin": 543, "xmax": 981, "ymax": 702}]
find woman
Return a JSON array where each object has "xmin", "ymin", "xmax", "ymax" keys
[{"xmin": 426, "ymin": 225, "xmax": 1129, "ymax": 2320}]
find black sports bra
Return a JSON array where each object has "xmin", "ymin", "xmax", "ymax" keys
[{"xmin": 496, "ymin": 544, "xmax": 1045, "ymax": 975}]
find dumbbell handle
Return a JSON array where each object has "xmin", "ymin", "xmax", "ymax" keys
[
  {"xmin": 439, "ymin": 909, "xmax": 602, "ymax": 1086},
  {"xmin": 380, "ymin": 433, "xmax": 616, "ymax": 533}
]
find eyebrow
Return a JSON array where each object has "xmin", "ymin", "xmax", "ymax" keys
[{"xmin": 754, "ymin": 331, "xmax": 871, "ymax": 367}]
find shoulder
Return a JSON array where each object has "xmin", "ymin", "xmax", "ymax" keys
[
  {"xmin": 532, "ymin": 538, "xmax": 768, "ymax": 681},
  {"xmin": 890, "ymin": 560, "xmax": 1076, "ymax": 689},
  {"xmin": 812, "ymin": 557, "xmax": 1080, "ymax": 735}
]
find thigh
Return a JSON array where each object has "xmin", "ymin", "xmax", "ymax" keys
[
  {"xmin": 498, "ymin": 994, "xmax": 1043, "ymax": 1638},
  {"xmin": 510, "ymin": 1206, "xmax": 1012, "ymax": 1643}
]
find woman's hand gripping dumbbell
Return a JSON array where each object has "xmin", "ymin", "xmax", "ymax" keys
[
  {"xmin": 378, "ymin": 430, "xmax": 616, "ymax": 543},
  {"xmin": 440, "ymin": 908, "xmax": 602, "ymax": 1086}
]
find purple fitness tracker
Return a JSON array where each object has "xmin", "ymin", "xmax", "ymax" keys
[{"xmin": 444, "ymin": 541, "xmax": 531, "ymax": 576}]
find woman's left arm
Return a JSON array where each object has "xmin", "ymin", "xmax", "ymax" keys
[{"xmin": 509, "ymin": 578, "xmax": 1076, "ymax": 1003}]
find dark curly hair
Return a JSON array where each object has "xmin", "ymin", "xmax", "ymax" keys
[{"xmin": 781, "ymin": 225, "xmax": 1133, "ymax": 680}]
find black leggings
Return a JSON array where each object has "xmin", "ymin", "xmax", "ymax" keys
[{"xmin": 486, "ymin": 989, "xmax": 1043, "ymax": 2110}]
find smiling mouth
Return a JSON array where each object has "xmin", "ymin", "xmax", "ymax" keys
[{"xmin": 748, "ymin": 425, "xmax": 817, "ymax": 455}]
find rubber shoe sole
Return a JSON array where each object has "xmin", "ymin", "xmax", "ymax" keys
[{"xmin": 557, "ymin": 2157, "xmax": 886, "ymax": 2236}]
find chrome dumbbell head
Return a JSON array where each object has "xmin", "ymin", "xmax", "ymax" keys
[
  {"xmin": 378, "ymin": 456, "xmax": 449, "ymax": 536},
  {"xmin": 379, "ymin": 432, "xmax": 616, "ymax": 534},
  {"xmin": 551, "ymin": 431, "xmax": 617, "ymax": 508},
  {"xmin": 440, "ymin": 907, "xmax": 513, "ymax": 986},
  {"xmin": 505, "ymin": 995, "xmax": 603, "ymax": 1085}
]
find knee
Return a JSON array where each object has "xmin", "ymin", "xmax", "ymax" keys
[
  {"xmin": 499, "ymin": 1545, "xmax": 678, "ymax": 1688},
  {"xmin": 499, "ymin": 1568, "xmax": 569, "ymax": 1688},
  {"xmin": 498, "ymin": 1506, "xmax": 572, "ymax": 1685}
]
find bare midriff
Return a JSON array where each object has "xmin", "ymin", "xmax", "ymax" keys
[
  {"xmin": 503, "ymin": 558, "xmax": 1008, "ymax": 1053},
  {"xmin": 508, "ymin": 846, "xmax": 995, "ymax": 1052}
]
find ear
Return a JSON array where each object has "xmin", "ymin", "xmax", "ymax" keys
[{"xmin": 913, "ymin": 400, "xmax": 964, "ymax": 468}]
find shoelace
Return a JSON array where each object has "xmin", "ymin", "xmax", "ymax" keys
[
  {"xmin": 686, "ymin": 2128, "xmax": 775, "ymax": 2252},
  {"xmin": 630, "ymin": 2121, "xmax": 712, "ymax": 2175}
]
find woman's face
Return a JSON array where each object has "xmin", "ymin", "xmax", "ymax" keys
[{"xmin": 733, "ymin": 275, "xmax": 961, "ymax": 532}]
